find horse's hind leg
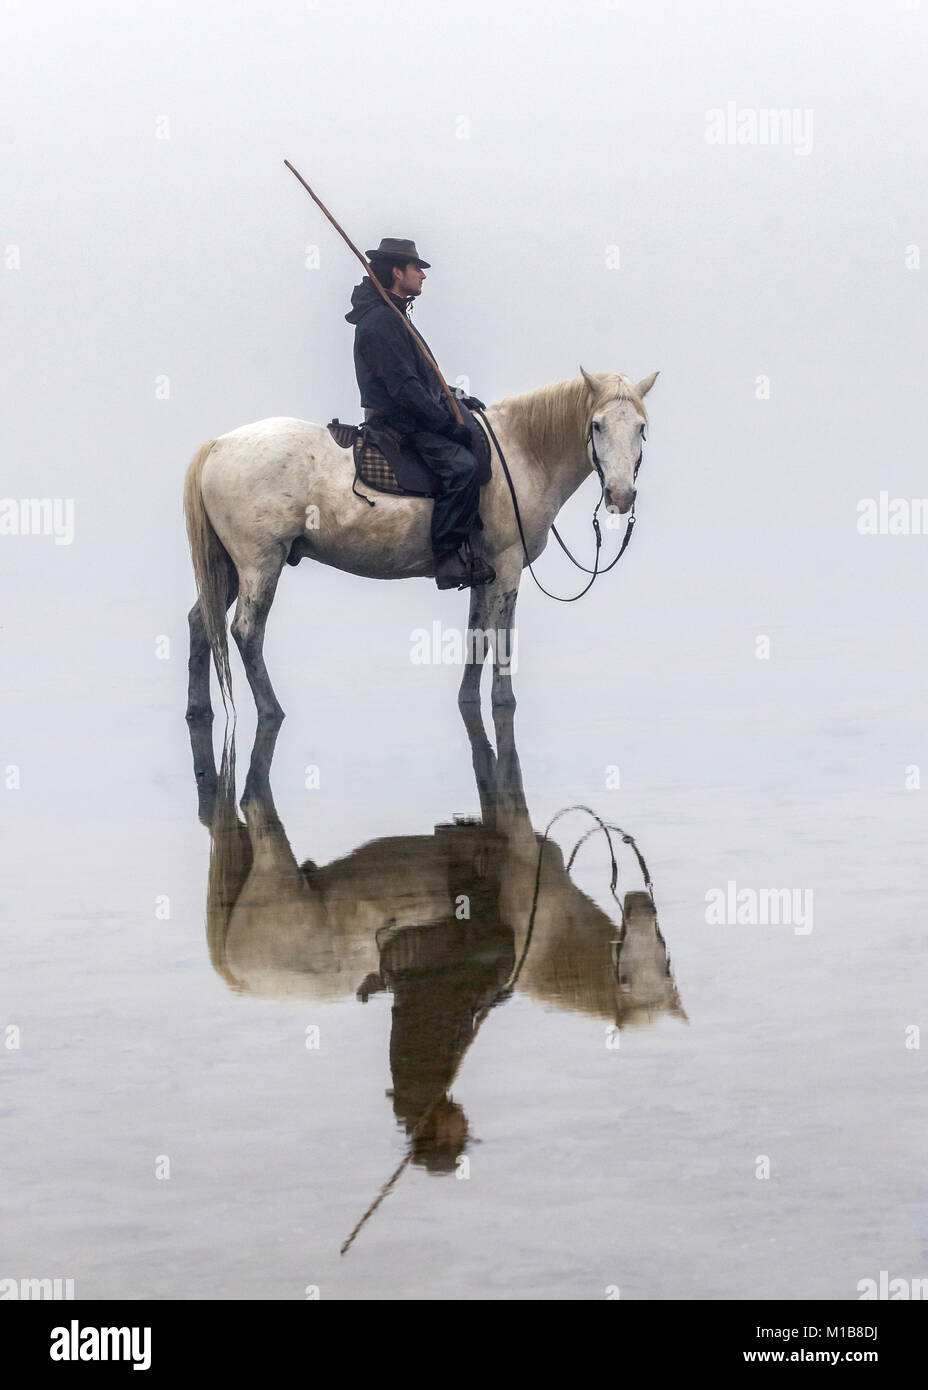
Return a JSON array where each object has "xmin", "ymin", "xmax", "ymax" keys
[
  {"xmin": 186, "ymin": 600, "xmax": 213, "ymax": 722},
  {"xmin": 187, "ymin": 715, "xmax": 219, "ymax": 824},
  {"xmin": 186, "ymin": 599, "xmax": 226, "ymax": 723},
  {"xmin": 231, "ymin": 553, "xmax": 287, "ymax": 725},
  {"xmin": 186, "ymin": 569, "xmax": 238, "ymax": 722}
]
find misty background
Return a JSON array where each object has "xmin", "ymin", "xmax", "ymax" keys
[
  {"xmin": 1, "ymin": 0, "xmax": 926, "ymax": 1299},
  {"xmin": 2, "ymin": 0, "xmax": 926, "ymax": 780}
]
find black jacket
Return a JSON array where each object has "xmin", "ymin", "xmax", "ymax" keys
[{"xmin": 345, "ymin": 278, "xmax": 456, "ymax": 437}]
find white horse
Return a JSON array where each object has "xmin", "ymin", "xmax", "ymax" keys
[{"xmin": 183, "ymin": 366, "xmax": 658, "ymax": 722}]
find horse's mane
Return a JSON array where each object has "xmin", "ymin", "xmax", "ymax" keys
[{"xmin": 496, "ymin": 372, "xmax": 647, "ymax": 460}]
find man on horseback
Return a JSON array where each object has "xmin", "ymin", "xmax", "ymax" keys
[{"xmin": 345, "ymin": 237, "xmax": 496, "ymax": 591}]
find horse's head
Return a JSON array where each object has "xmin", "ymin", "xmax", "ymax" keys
[
  {"xmin": 613, "ymin": 890, "xmax": 687, "ymax": 1028},
  {"xmin": 580, "ymin": 367, "xmax": 659, "ymax": 515}
]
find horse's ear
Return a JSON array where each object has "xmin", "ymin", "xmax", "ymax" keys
[
  {"xmin": 579, "ymin": 365, "xmax": 599, "ymax": 396},
  {"xmin": 635, "ymin": 371, "xmax": 660, "ymax": 398}
]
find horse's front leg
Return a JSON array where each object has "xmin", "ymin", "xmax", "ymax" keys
[
  {"xmin": 485, "ymin": 545, "xmax": 524, "ymax": 713},
  {"xmin": 458, "ymin": 580, "xmax": 491, "ymax": 709}
]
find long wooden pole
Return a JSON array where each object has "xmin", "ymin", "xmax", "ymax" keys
[{"xmin": 284, "ymin": 160, "xmax": 464, "ymax": 424}]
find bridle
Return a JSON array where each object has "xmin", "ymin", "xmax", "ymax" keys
[
  {"xmin": 568, "ymin": 400, "xmax": 645, "ymax": 562},
  {"xmin": 487, "ymin": 804, "xmax": 660, "ymax": 1010},
  {"xmin": 473, "ymin": 397, "xmax": 645, "ymax": 603}
]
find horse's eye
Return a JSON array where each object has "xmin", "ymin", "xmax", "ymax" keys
[{"xmin": 593, "ymin": 420, "xmax": 602, "ymax": 431}]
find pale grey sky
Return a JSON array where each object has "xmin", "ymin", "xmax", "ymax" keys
[{"xmin": 2, "ymin": 0, "xmax": 926, "ymax": 703}]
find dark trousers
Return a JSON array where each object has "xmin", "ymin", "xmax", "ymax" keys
[{"xmin": 407, "ymin": 429, "xmax": 482, "ymax": 556}]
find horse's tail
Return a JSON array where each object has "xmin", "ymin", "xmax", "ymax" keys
[
  {"xmin": 205, "ymin": 731, "xmax": 251, "ymax": 992},
  {"xmin": 183, "ymin": 438, "xmax": 235, "ymax": 713}
]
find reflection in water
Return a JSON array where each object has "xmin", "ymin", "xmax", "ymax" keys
[{"xmin": 189, "ymin": 710, "xmax": 685, "ymax": 1244}]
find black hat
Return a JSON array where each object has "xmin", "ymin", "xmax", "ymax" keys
[{"xmin": 365, "ymin": 237, "xmax": 430, "ymax": 269}]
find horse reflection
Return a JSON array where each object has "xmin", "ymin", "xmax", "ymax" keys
[{"xmin": 189, "ymin": 710, "xmax": 685, "ymax": 1174}]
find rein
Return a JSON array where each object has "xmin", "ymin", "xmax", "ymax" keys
[
  {"xmin": 474, "ymin": 403, "xmax": 642, "ymax": 603},
  {"xmin": 489, "ymin": 804, "xmax": 657, "ymax": 1009}
]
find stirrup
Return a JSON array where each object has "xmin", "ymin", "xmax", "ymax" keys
[
  {"xmin": 463, "ymin": 541, "xmax": 495, "ymax": 587},
  {"xmin": 435, "ymin": 548, "xmax": 471, "ymax": 590}
]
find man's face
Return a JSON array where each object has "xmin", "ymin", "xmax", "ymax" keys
[{"xmin": 392, "ymin": 261, "xmax": 426, "ymax": 297}]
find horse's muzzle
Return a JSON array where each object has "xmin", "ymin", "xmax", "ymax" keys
[{"xmin": 606, "ymin": 487, "xmax": 636, "ymax": 515}]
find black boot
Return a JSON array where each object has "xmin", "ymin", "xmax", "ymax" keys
[
  {"xmin": 434, "ymin": 543, "xmax": 496, "ymax": 591},
  {"xmin": 435, "ymin": 547, "xmax": 472, "ymax": 590}
]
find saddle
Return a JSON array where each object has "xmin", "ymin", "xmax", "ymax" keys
[{"xmin": 327, "ymin": 404, "xmax": 492, "ymax": 499}]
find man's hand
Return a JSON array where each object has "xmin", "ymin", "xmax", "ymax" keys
[
  {"xmin": 454, "ymin": 389, "xmax": 486, "ymax": 411},
  {"xmin": 449, "ymin": 421, "xmax": 472, "ymax": 447}
]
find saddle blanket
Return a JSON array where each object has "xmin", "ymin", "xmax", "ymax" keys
[{"xmin": 327, "ymin": 404, "xmax": 492, "ymax": 498}]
